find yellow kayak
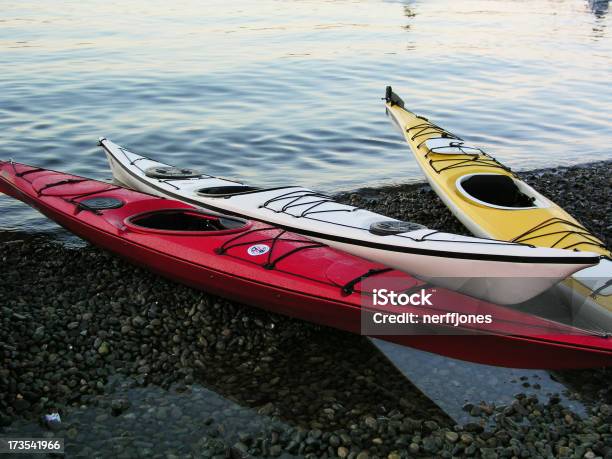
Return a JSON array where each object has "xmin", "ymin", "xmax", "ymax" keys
[{"xmin": 384, "ymin": 86, "xmax": 611, "ymax": 317}]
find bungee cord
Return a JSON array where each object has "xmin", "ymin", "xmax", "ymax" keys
[
  {"xmin": 510, "ymin": 217, "xmax": 608, "ymax": 253},
  {"xmin": 407, "ymin": 121, "xmax": 514, "ymax": 175}
]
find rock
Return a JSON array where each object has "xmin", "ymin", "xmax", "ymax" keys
[
  {"xmin": 338, "ymin": 447, "xmax": 349, "ymax": 458},
  {"xmin": 0, "ymin": 414, "xmax": 12, "ymax": 427},
  {"xmin": 364, "ymin": 416, "xmax": 377, "ymax": 430},
  {"xmin": 258, "ymin": 402, "xmax": 275, "ymax": 416},
  {"xmin": 422, "ymin": 436, "xmax": 441, "ymax": 453},
  {"xmin": 111, "ymin": 398, "xmax": 130, "ymax": 416},
  {"xmin": 97, "ymin": 342, "xmax": 110, "ymax": 355},
  {"xmin": 232, "ymin": 442, "xmax": 248, "ymax": 455},
  {"xmin": 33, "ymin": 326, "xmax": 45, "ymax": 342},
  {"xmin": 464, "ymin": 422, "xmax": 484, "ymax": 433},
  {"xmin": 480, "ymin": 448, "xmax": 498, "ymax": 459},
  {"xmin": 445, "ymin": 431, "xmax": 459, "ymax": 443},
  {"xmin": 424, "ymin": 420, "xmax": 439, "ymax": 432},
  {"xmin": 12, "ymin": 398, "xmax": 30, "ymax": 413},
  {"xmin": 132, "ymin": 316, "xmax": 147, "ymax": 328},
  {"xmin": 461, "ymin": 433, "xmax": 474, "ymax": 445}
]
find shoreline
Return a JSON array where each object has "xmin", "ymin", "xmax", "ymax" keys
[{"xmin": 1, "ymin": 159, "xmax": 611, "ymax": 458}]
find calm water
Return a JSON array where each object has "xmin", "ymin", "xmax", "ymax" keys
[{"xmin": 1, "ymin": 0, "xmax": 611, "ymax": 233}]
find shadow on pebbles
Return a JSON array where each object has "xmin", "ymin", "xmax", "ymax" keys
[{"xmin": 1, "ymin": 161, "xmax": 611, "ymax": 458}]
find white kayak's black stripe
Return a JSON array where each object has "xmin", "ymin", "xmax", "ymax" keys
[{"xmin": 101, "ymin": 141, "xmax": 600, "ymax": 266}]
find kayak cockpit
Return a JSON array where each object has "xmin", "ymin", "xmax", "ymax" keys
[
  {"xmin": 456, "ymin": 173, "xmax": 545, "ymax": 210},
  {"xmin": 197, "ymin": 185, "xmax": 261, "ymax": 196},
  {"xmin": 125, "ymin": 209, "xmax": 250, "ymax": 235}
]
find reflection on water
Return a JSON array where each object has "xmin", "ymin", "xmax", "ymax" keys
[
  {"xmin": 374, "ymin": 340, "xmax": 587, "ymax": 424},
  {"xmin": 588, "ymin": 0, "xmax": 609, "ymax": 16},
  {"xmin": 588, "ymin": 0, "xmax": 609, "ymax": 38}
]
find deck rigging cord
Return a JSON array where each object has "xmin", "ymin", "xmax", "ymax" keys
[
  {"xmin": 113, "ymin": 143, "xmax": 244, "ymax": 185},
  {"xmin": 213, "ymin": 226, "xmax": 402, "ymax": 293},
  {"xmin": 260, "ymin": 189, "xmax": 360, "ymax": 217},
  {"xmin": 511, "ymin": 217, "xmax": 609, "ymax": 253},
  {"xmin": 591, "ymin": 279, "xmax": 612, "ymax": 299},
  {"xmin": 9, "ymin": 163, "xmax": 131, "ymax": 214},
  {"xmin": 405, "ymin": 120, "xmax": 514, "ymax": 175},
  {"xmin": 341, "ymin": 268, "xmax": 393, "ymax": 295}
]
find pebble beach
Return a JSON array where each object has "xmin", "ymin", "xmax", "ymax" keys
[{"xmin": 1, "ymin": 160, "xmax": 611, "ymax": 458}]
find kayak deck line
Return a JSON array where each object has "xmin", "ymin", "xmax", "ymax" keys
[
  {"xmin": 388, "ymin": 112, "xmax": 515, "ymax": 177},
  {"xmin": 214, "ymin": 226, "xmax": 327, "ymax": 271}
]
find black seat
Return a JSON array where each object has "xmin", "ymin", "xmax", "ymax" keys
[{"xmin": 461, "ymin": 175, "xmax": 535, "ymax": 208}]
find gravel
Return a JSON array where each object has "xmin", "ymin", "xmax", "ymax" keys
[{"xmin": 0, "ymin": 160, "xmax": 611, "ymax": 457}]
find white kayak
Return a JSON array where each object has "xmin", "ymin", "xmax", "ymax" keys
[{"xmin": 100, "ymin": 137, "xmax": 600, "ymax": 305}]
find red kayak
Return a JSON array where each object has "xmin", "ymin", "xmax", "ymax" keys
[{"xmin": 1, "ymin": 160, "xmax": 611, "ymax": 369}]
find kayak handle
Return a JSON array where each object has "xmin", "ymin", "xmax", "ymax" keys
[{"xmin": 384, "ymin": 86, "xmax": 405, "ymax": 108}]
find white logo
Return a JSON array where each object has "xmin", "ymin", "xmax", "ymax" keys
[
  {"xmin": 372, "ymin": 288, "xmax": 435, "ymax": 306},
  {"xmin": 247, "ymin": 244, "xmax": 270, "ymax": 256}
]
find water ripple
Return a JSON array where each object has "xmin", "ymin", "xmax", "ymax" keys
[{"xmin": 0, "ymin": 0, "xmax": 610, "ymax": 233}]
